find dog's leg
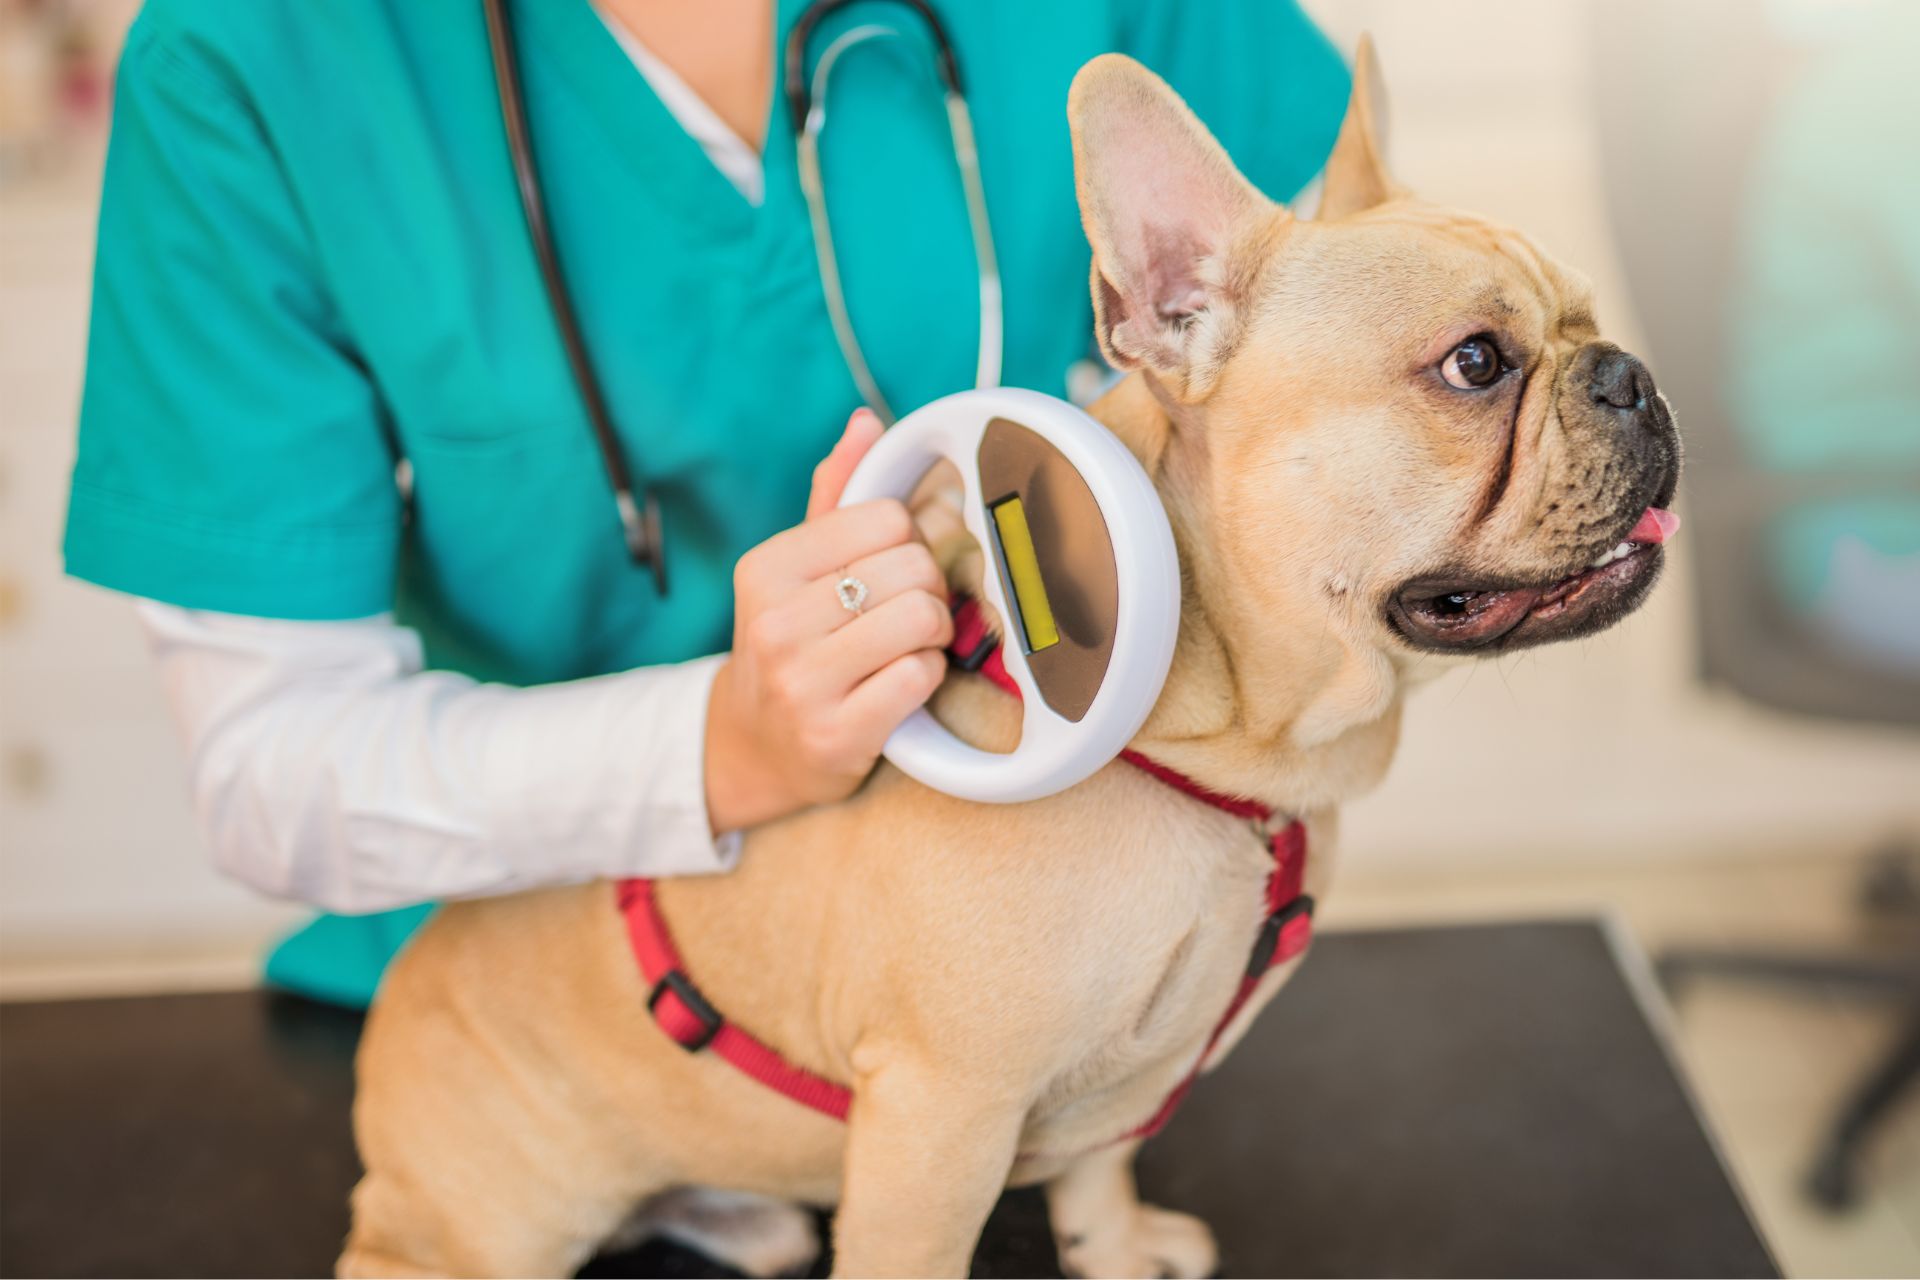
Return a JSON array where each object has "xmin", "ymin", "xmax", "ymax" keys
[
  {"xmin": 338, "ymin": 1172, "xmax": 451, "ymax": 1279},
  {"xmin": 1044, "ymin": 1141, "xmax": 1217, "ymax": 1280},
  {"xmin": 338, "ymin": 1166, "xmax": 625, "ymax": 1280},
  {"xmin": 829, "ymin": 1058, "xmax": 1025, "ymax": 1278}
]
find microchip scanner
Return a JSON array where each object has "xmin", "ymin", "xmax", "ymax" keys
[{"xmin": 838, "ymin": 388, "xmax": 1181, "ymax": 803}]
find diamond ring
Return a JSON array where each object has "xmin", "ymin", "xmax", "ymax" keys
[{"xmin": 835, "ymin": 573, "xmax": 870, "ymax": 616}]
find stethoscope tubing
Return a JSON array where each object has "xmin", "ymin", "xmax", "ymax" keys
[
  {"xmin": 485, "ymin": 0, "xmax": 1002, "ymax": 585},
  {"xmin": 483, "ymin": 0, "xmax": 668, "ymax": 590},
  {"xmin": 783, "ymin": 0, "xmax": 963, "ymax": 130},
  {"xmin": 793, "ymin": 10, "xmax": 1002, "ymax": 425}
]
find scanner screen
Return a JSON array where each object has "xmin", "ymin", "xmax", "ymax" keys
[{"xmin": 977, "ymin": 416, "xmax": 1118, "ymax": 723}]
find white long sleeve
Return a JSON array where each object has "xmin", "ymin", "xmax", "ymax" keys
[{"xmin": 135, "ymin": 601, "xmax": 742, "ymax": 914}]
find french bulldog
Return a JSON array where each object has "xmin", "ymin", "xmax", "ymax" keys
[{"xmin": 341, "ymin": 41, "xmax": 1679, "ymax": 1279}]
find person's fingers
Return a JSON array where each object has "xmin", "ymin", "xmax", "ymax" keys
[
  {"xmin": 812, "ymin": 589, "xmax": 953, "ymax": 697},
  {"xmin": 802, "ymin": 541, "xmax": 947, "ymax": 635},
  {"xmin": 740, "ymin": 541, "xmax": 940, "ymax": 666},
  {"xmin": 836, "ymin": 648, "xmax": 948, "ymax": 750},
  {"xmin": 806, "ymin": 408, "xmax": 885, "ymax": 520},
  {"xmin": 756, "ymin": 498, "xmax": 921, "ymax": 585}
]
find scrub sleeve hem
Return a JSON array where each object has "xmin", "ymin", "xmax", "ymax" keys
[
  {"xmin": 63, "ymin": 481, "xmax": 399, "ymax": 621},
  {"xmin": 263, "ymin": 904, "xmax": 435, "ymax": 1011}
]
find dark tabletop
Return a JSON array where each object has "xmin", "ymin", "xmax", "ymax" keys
[{"xmin": 0, "ymin": 919, "xmax": 1777, "ymax": 1279}]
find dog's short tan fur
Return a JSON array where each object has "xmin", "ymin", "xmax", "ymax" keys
[{"xmin": 343, "ymin": 45, "xmax": 1677, "ymax": 1279}]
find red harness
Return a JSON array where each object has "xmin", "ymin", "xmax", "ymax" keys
[{"xmin": 616, "ymin": 599, "xmax": 1312, "ymax": 1138}]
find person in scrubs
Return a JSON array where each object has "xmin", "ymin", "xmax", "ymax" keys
[{"xmin": 65, "ymin": 0, "xmax": 1349, "ymax": 1007}]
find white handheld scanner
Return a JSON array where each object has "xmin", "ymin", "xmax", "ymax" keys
[{"xmin": 838, "ymin": 388, "xmax": 1181, "ymax": 803}]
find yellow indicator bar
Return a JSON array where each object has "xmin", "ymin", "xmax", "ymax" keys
[{"xmin": 989, "ymin": 496, "xmax": 1060, "ymax": 652}]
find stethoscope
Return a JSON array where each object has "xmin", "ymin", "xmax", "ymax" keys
[{"xmin": 481, "ymin": 0, "xmax": 1002, "ymax": 594}]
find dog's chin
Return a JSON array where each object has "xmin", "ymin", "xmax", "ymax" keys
[{"xmin": 1385, "ymin": 506, "xmax": 1676, "ymax": 655}]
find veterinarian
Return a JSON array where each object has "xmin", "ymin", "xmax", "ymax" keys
[{"xmin": 65, "ymin": 0, "xmax": 1349, "ymax": 1008}]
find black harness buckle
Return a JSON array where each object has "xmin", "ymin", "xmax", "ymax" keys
[
  {"xmin": 950, "ymin": 619, "xmax": 997, "ymax": 672},
  {"xmin": 648, "ymin": 969, "xmax": 724, "ymax": 1052},
  {"xmin": 1246, "ymin": 895, "xmax": 1316, "ymax": 976}
]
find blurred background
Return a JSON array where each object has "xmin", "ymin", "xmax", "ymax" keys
[{"xmin": 1, "ymin": 0, "xmax": 1916, "ymax": 1273}]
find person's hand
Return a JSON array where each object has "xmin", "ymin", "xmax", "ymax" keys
[{"xmin": 704, "ymin": 409, "xmax": 953, "ymax": 834}]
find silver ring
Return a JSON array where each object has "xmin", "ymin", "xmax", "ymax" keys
[{"xmin": 834, "ymin": 572, "xmax": 870, "ymax": 616}]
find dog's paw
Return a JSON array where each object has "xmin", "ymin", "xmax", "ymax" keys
[
  {"xmin": 1057, "ymin": 1203, "xmax": 1218, "ymax": 1280},
  {"xmin": 616, "ymin": 1187, "xmax": 821, "ymax": 1279}
]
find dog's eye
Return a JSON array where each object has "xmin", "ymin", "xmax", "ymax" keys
[{"xmin": 1441, "ymin": 336, "xmax": 1504, "ymax": 389}]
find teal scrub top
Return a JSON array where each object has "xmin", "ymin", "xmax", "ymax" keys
[{"xmin": 66, "ymin": 0, "xmax": 1349, "ymax": 1007}]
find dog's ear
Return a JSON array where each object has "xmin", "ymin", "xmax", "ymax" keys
[
  {"xmin": 1317, "ymin": 36, "xmax": 1399, "ymax": 220},
  {"xmin": 1069, "ymin": 54, "xmax": 1279, "ymax": 399}
]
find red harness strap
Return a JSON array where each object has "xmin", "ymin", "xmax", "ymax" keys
[
  {"xmin": 615, "ymin": 598, "xmax": 1311, "ymax": 1138},
  {"xmin": 617, "ymin": 878, "xmax": 853, "ymax": 1120}
]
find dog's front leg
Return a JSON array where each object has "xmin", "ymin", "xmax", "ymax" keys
[
  {"xmin": 1045, "ymin": 1140, "xmax": 1218, "ymax": 1279},
  {"xmin": 830, "ymin": 1054, "xmax": 1025, "ymax": 1278}
]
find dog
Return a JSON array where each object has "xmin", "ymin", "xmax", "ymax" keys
[{"xmin": 340, "ymin": 42, "xmax": 1680, "ymax": 1279}]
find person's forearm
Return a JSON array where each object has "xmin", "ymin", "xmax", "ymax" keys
[{"xmin": 138, "ymin": 602, "xmax": 738, "ymax": 914}]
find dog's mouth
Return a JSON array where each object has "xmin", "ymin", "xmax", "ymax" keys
[{"xmin": 1387, "ymin": 507, "xmax": 1679, "ymax": 653}]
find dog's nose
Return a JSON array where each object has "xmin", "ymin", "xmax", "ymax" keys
[{"xmin": 1589, "ymin": 347, "xmax": 1655, "ymax": 414}]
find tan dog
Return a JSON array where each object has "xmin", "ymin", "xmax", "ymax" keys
[{"xmin": 341, "ymin": 43, "xmax": 1679, "ymax": 1279}]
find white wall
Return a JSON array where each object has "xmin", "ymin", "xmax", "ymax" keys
[
  {"xmin": 3, "ymin": 0, "xmax": 1917, "ymax": 993},
  {"xmin": 2, "ymin": 155, "xmax": 308, "ymax": 990}
]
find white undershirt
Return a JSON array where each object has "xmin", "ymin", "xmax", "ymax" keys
[
  {"xmin": 130, "ymin": 21, "xmax": 766, "ymax": 913},
  {"xmin": 595, "ymin": 3, "xmax": 765, "ymax": 204}
]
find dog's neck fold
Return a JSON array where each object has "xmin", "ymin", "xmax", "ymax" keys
[{"xmin": 1094, "ymin": 375, "xmax": 1405, "ymax": 816}]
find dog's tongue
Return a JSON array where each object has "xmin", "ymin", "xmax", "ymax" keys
[{"xmin": 1626, "ymin": 507, "xmax": 1680, "ymax": 546}]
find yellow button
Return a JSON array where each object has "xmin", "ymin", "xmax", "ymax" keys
[{"xmin": 989, "ymin": 496, "xmax": 1059, "ymax": 651}]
